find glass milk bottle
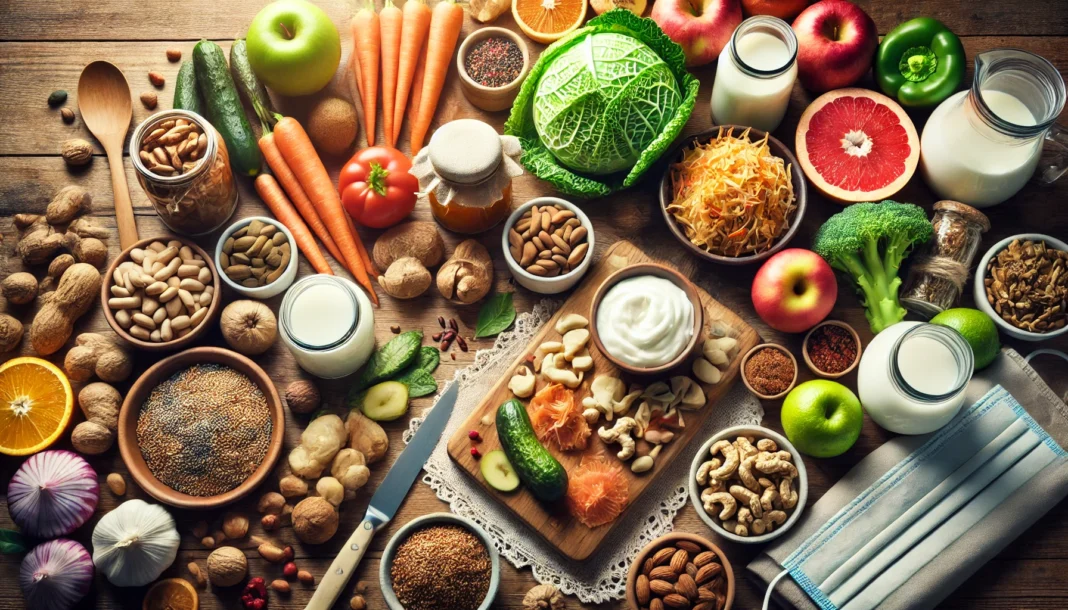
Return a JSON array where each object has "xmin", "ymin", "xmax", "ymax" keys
[
  {"xmin": 278, "ymin": 275, "xmax": 376, "ymax": 379},
  {"xmin": 710, "ymin": 16, "xmax": 798, "ymax": 133},
  {"xmin": 857, "ymin": 322, "xmax": 974, "ymax": 435},
  {"xmin": 920, "ymin": 49, "xmax": 1068, "ymax": 207}
]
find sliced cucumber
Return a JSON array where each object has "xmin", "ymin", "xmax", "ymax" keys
[
  {"xmin": 480, "ymin": 450, "xmax": 521, "ymax": 492},
  {"xmin": 360, "ymin": 381, "xmax": 410, "ymax": 421}
]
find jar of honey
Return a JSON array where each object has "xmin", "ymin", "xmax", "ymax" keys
[{"xmin": 412, "ymin": 119, "xmax": 524, "ymax": 234}]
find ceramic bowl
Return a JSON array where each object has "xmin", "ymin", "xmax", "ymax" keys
[
  {"xmin": 380, "ymin": 513, "xmax": 500, "ymax": 610},
  {"xmin": 456, "ymin": 27, "xmax": 531, "ymax": 112},
  {"xmin": 215, "ymin": 216, "xmax": 300, "ymax": 299},
  {"xmin": 689, "ymin": 425, "xmax": 808, "ymax": 544},
  {"xmin": 802, "ymin": 320, "xmax": 862, "ymax": 379},
  {"xmin": 589, "ymin": 263, "xmax": 704, "ymax": 376},
  {"xmin": 658, "ymin": 126, "xmax": 808, "ymax": 265},
  {"xmin": 740, "ymin": 343, "xmax": 798, "ymax": 400},
  {"xmin": 502, "ymin": 197, "xmax": 595, "ymax": 294},
  {"xmin": 101, "ymin": 235, "xmax": 221, "ymax": 352},
  {"xmin": 625, "ymin": 532, "xmax": 735, "ymax": 610},
  {"xmin": 117, "ymin": 346, "xmax": 285, "ymax": 509},
  {"xmin": 973, "ymin": 233, "xmax": 1068, "ymax": 342}
]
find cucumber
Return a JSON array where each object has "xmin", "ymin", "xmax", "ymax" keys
[
  {"xmin": 229, "ymin": 39, "xmax": 277, "ymax": 131},
  {"xmin": 192, "ymin": 40, "xmax": 261, "ymax": 176},
  {"xmin": 480, "ymin": 450, "xmax": 521, "ymax": 493},
  {"xmin": 495, "ymin": 399, "xmax": 568, "ymax": 502},
  {"xmin": 173, "ymin": 61, "xmax": 204, "ymax": 116},
  {"xmin": 360, "ymin": 381, "xmax": 410, "ymax": 421}
]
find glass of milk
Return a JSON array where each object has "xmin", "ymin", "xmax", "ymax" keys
[
  {"xmin": 920, "ymin": 49, "xmax": 1068, "ymax": 207},
  {"xmin": 278, "ymin": 275, "xmax": 376, "ymax": 379},
  {"xmin": 710, "ymin": 16, "xmax": 798, "ymax": 133}
]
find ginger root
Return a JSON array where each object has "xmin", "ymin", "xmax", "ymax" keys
[
  {"xmin": 437, "ymin": 239, "xmax": 492, "ymax": 304},
  {"xmin": 345, "ymin": 408, "xmax": 389, "ymax": 464},
  {"xmin": 77, "ymin": 382, "xmax": 121, "ymax": 431},
  {"xmin": 522, "ymin": 584, "xmax": 566, "ymax": 610},
  {"xmin": 64, "ymin": 333, "xmax": 132, "ymax": 382},
  {"xmin": 288, "ymin": 414, "xmax": 347, "ymax": 478},
  {"xmin": 330, "ymin": 448, "xmax": 370, "ymax": 499},
  {"xmin": 378, "ymin": 257, "xmax": 431, "ymax": 299},
  {"xmin": 597, "ymin": 417, "xmax": 637, "ymax": 460}
]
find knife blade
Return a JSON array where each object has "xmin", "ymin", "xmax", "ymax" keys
[{"xmin": 305, "ymin": 383, "xmax": 458, "ymax": 610}]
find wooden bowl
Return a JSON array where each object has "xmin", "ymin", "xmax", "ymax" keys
[
  {"xmin": 589, "ymin": 263, "xmax": 704, "ymax": 376},
  {"xmin": 802, "ymin": 320, "xmax": 862, "ymax": 378},
  {"xmin": 456, "ymin": 27, "xmax": 530, "ymax": 112},
  {"xmin": 101, "ymin": 235, "xmax": 221, "ymax": 352},
  {"xmin": 740, "ymin": 343, "xmax": 798, "ymax": 400},
  {"xmin": 117, "ymin": 346, "xmax": 284, "ymax": 509},
  {"xmin": 625, "ymin": 532, "xmax": 735, "ymax": 610},
  {"xmin": 658, "ymin": 126, "xmax": 808, "ymax": 265}
]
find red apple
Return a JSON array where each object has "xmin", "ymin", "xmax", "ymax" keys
[
  {"xmin": 791, "ymin": 0, "xmax": 877, "ymax": 92},
  {"xmin": 742, "ymin": 0, "xmax": 810, "ymax": 20},
  {"xmin": 651, "ymin": 0, "xmax": 743, "ymax": 67},
  {"xmin": 752, "ymin": 248, "xmax": 837, "ymax": 333}
]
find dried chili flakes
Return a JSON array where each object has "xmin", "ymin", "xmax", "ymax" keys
[{"xmin": 806, "ymin": 325, "xmax": 858, "ymax": 374}]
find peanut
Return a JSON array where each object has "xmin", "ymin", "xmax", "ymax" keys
[{"xmin": 508, "ymin": 204, "xmax": 590, "ymax": 277}]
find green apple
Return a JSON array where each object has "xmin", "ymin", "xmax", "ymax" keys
[
  {"xmin": 246, "ymin": 0, "xmax": 341, "ymax": 97},
  {"xmin": 781, "ymin": 380, "xmax": 863, "ymax": 458}
]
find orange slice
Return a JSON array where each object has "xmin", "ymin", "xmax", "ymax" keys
[
  {"xmin": 0, "ymin": 357, "xmax": 74, "ymax": 456},
  {"xmin": 513, "ymin": 0, "xmax": 588, "ymax": 44},
  {"xmin": 144, "ymin": 578, "xmax": 199, "ymax": 610}
]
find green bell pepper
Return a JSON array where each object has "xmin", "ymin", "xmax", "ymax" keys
[{"xmin": 875, "ymin": 17, "xmax": 965, "ymax": 109}]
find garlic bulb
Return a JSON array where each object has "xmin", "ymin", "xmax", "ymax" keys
[
  {"xmin": 7, "ymin": 450, "xmax": 99, "ymax": 538},
  {"xmin": 20, "ymin": 538, "xmax": 94, "ymax": 610},
  {"xmin": 91, "ymin": 499, "xmax": 180, "ymax": 587}
]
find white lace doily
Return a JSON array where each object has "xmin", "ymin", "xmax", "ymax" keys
[{"xmin": 405, "ymin": 300, "xmax": 763, "ymax": 603}]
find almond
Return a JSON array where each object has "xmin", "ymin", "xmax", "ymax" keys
[
  {"xmin": 676, "ymin": 540, "xmax": 702, "ymax": 554},
  {"xmin": 715, "ymin": 592, "xmax": 727, "ymax": 610},
  {"xmin": 670, "ymin": 549, "xmax": 690, "ymax": 574},
  {"xmin": 693, "ymin": 551, "xmax": 718, "ymax": 567},
  {"xmin": 166, "ymin": 48, "xmax": 182, "ymax": 62},
  {"xmin": 676, "ymin": 574, "xmax": 698, "ymax": 601},
  {"xmin": 636, "ymin": 574, "xmax": 651, "ymax": 605},
  {"xmin": 652, "ymin": 547, "xmax": 676, "ymax": 567},
  {"xmin": 696, "ymin": 563, "xmax": 723, "ymax": 585},
  {"xmin": 663, "ymin": 593, "xmax": 691, "ymax": 609},
  {"xmin": 650, "ymin": 566, "xmax": 679, "ymax": 582},
  {"xmin": 685, "ymin": 563, "xmax": 698, "ymax": 579},
  {"xmin": 650, "ymin": 579, "xmax": 676, "ymax": 596},
  {"xmin": 643, "ymin": 557, "xmax": 656, "ymax": 576},
  {"xmin": 270, "ymin": 579, "xmax": 291, "ymax": 593},
  {"xmin": 698, "ymin": 586, "xmax": 717, "ymax": 602},
  {"xmin": 148, "ymin": 71, "xmax": 165, "ymax": 88},
  {"xmin": 651, "ymin": 600, "xmax": 665, "ymax": 610},
  {"xmin": 257, "ymin": 542, "xmax": 286, "ymax": 563},
  {"xmin": 693, "ymin": 603, "xmax": 716, "ymax": 610}
]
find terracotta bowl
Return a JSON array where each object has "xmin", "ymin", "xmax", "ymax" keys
[
  {"xmin": 658, "ymin": 126, "xmax": 808, "ymax": 266},
  {"xmin": 456, "ymin": 27, "xmax": 531, "ymax": 112},
  {"xmin": 101, "ymin": 235, "xmax": 221, "ymax": 352},
  {"xmin": 740, "ymin": 343, "xmax": 798, "ymax": 400},
  {"xmin": 802, "ymin": 320, "xmax": 862, "ymax": 379},
  {"xmin": 625, "ymin": 532, "xmax": 735, "ymax": 610},
  {"xmin": 589, "ymin": 263, "xmax": 704, "ymax": 376},
  {"xmin": 117, "ymin": 346, "xmax": 284, "ymax": 509}
]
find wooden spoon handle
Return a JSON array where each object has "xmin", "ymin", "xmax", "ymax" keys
[{"xmin": 105, "ymin": 144, "xmax": 138, "ymax": 249}]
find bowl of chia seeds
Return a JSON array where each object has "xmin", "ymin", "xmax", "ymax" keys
[
  {"xmin": 117, "ymin": 346, "xmax": 284, "ymax": 509},
  {"xmin": 456, "ymin": 27, "xmax": 530, "ymax": 112},
  {"xmin": 381, "ymin": 513, "xmax": 500, "ymax": 610}
]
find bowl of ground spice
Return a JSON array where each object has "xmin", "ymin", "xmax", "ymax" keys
[
  {"xmin": 457, "ymin": 27, "xmax": 530, "ymax": 112},
  {"xmin": 381, "ymin": 513, "xmax": 499, "ymax": 610},
  {"xmin": 740, "ymin": 343, "xmax": 797, "ymax": 400},
  {"xmin": 802, "ymin": 321, "xmax": 862, "ymax": 379},
  {"xmin": 117, "ymin": 346, "xmax": 284, "ymax": 509}
]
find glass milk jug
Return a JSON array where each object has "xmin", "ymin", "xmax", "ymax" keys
[
  {"xmin": 919, "ymin": 49, "xmax": 1068, "ymax": 208},
  {"xmin": 710, "ymin": 16, "xmax": 798, "ymax": 133}
]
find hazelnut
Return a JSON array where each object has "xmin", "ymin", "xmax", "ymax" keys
[
  {"xmin": 279, "ymin": 474, "xmax": 309, "ymax": 499},
  {"xmin": 60, "ymin": 108, "xmax": 75, "ymax": 124},
  {"xmin": 258, "ymin": 491, "xmax": 286, "ymax": 515},
  {"xmin": 285, "ymin": 380, "xmax": 321, "ymax": 414},
  {"xmin": 140, "ymin": 91, "xmax": 158, "ymax": 109},
  {"xmin": 292, "ymin": 496, "xmax": 339, "ymax": 544},
  {"xmin": 166, "ymin": 48, "xmax": 182, "ymax": 62},
  {"xmin": 350, "ymin": 595, "xmax": 367, "ymax": 610},
  {"xmin": 61, "ymin": 138, "xmax": 93, "ymax": 167},
  {"xmin": 222, "ymin": 512, "xmax": 249, "ymax": 539},
  {"xmin": 261, "ymin": 514, "xmax": 280, "ymax": 531}
]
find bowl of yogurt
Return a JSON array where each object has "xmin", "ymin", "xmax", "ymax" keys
[{"xmin": 590, "ymin": 263, "xmax": 703, "ymax": 375}]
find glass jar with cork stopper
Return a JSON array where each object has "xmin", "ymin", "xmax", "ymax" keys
[
  {"xmin": 411, "ymin": 119, "xmax": 524, "ymax": 234},
  {"xmin": 901, "ymin": 200, "xmax": 990, "ymax": 316}
]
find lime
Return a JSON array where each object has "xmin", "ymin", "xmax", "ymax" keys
[{"xmin": 931, "ymin": 308, "xmax": 1000, "ymax": 370}]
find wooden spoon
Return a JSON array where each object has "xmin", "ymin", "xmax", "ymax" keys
[{"xmin": 78, "ymin": 61, "xmax": 138, "ymax": 249}]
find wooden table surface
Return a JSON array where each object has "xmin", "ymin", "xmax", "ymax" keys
[{"xmin": 1, "ymin": 1, "xmax": 1067, "ymax": 608}]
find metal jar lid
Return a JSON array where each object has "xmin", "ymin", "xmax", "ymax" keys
[{"xmin": 428, "ymin": 119, "xmax": 502, "ymax": 185}]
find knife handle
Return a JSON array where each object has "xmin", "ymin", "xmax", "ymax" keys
[{"xmin": 305, "ymin": 508, "xmax": 388, "ymax": 610}]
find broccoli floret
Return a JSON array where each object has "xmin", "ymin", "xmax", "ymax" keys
[{"xmin": 812, "ymin": 201, "xmax": 933, "ymax": 334}]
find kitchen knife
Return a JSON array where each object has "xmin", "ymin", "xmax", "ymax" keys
[{"xmin": 305, "ymin": 382, "xmax": 459, "ymax": 610}]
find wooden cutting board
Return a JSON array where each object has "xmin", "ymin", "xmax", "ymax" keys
[{"xmin": 446, "ymin": 240, "xmax": 760, "ymax": 560}]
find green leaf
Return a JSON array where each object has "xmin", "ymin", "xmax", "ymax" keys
[
  {"xmin": 0, "ymin": 529, "xmax": 27, "ymax": 554},
  {"xmin": 395, "ymin": 347, "xmax": 440, "ymax": 390},
  {"xmin": 351, "ymin": 330, "xmax": 423, "ymax": 393},
  {"xmin": 475, "ymin": 292, "xmax": 517, "ymax": 338},
  {"xmin": 402, "ymin": 370, "xmax": 438, "ymax": 398}
]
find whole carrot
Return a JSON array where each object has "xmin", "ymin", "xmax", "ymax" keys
[
  {"xmin": 407, "ymin": 43, "xmax": 428, "ymax": 129},
  {"xmin": 273, "ymin": 117, "xmax": 378, "ymax": 305},
  {"xmin": 392, "ymin": 0, "xmax": 431, "ymax": 146},
  {"xmin": 410, "ymin": 0, "xmax": 464, "ymax": 152},
  {"xmin": 254, "ymin": 174, "xmax": 334, "ymax": 275},
  {"xmin": 379, "ymin": 0, "xmax": 403, "ymax": 146},
  {"xmin": 351, "ymin": 1, "xmax": 380, "ymax": 146}
]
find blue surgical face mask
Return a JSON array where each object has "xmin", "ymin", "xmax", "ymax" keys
[{"xmin": 762, "ymin": 384, "xmax": 1068, "ymax": 610}]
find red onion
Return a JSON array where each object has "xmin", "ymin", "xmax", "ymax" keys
[
  {"xmin": 8, "ymin": 450, "xmax": 99, "ymax": 538},
  {"xmin": 20, "ymin": 538, "xmax": 94, "ymax": 610}
]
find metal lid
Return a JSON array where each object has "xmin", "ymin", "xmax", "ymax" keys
[{"xmin": 428, "ymin": 119, "xmax": 502, "ymax": 184}]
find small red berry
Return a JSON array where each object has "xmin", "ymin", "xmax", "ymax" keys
[
  {"xmin": 468, "ymin": 430, "xmax": 481, "ymax": 442},
  {"xmin": 283, "ymin": 562, "xmax": 297, "ymax": 578},
  {"xmin": 470, "ymin": 447, "xmax": 481, "ymax": 459}
]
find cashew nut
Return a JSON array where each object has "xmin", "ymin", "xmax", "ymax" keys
[
  {"xmin": 706, "ymin": 336, "xmax": 739, "ymax": 356},
  {"xmin": 554, "ymin": 313, "xmax": 588, "ymax": 334},
  {"xmin": 729, "ymin": 485, "xmax": 763, "ymax": 518},
  {"xmin": 542, "ymin": 352, "xmax": 582, "ymax": 388},
  {"xmin": 737, "ymin": 506, "xmax": 753, "ymax": 525},
  {"xmin": 700, "ymin": 490, "xmax": 737, "ymax": 520},
  {"xmin": 696, "ymin": 458, "xmax": 722, "ymax": 486},
  {"xmin": 765, "ymin": 510, "xmax": 788, "ymax": 527},
  {"xmin": 582, "ymin": 376, "xmax": 626, "ymax": 422},
  {"xmin": 734, "ymin": 436, "xmax": 758, "ymax": 460},
  {"xmin": 598, "ymin": 417, "xmax": 637, "ymax": 460},
  {"xmin": 756, "ymin": 456, "xmax": 798, "ymax": 479},
  {"xmin": 670, "ymin": 376, "xmax": 706, "ymax": 409},
  {"xmin": 562, "ymin": 328, "xmax": 589, "ymax": 361},
  {"xmin": 760, "ymin": 485, "xmax": 779, "ymax": 512},
  {"xmin": 533, "ymin": 341, "xmax": 563, "ymax": 372},
  {"xmin": 737, "ymin": 455, "xmax": 761, "ymax": 492},
  {"xmin": 508, "ymin": 367, "xmax": 536, "ymax": 398},
  {"xmin": 693, "ymin": 358, "xmax": 722, "ymax": 384},
  {"xmin": 571, "ymin": 347, "xmax": 594, "ymax": 372},
  {"xmin": 751, "ymin": 518, "xmax": 767, "ymax": 535},
  {"xmin": 707, "ymin": 440, "xmax": 739, "ymax": 480},
  {"xmin": 733, "ymin": 522, "xmax": 749, "ymax": 537},
  {"xmin": 756, "ymin": 438, "xmax": 778, "ymax": 452},
  {"xmin": 779, "ymin": 477, "xmax": 798, "ymax": 510},
  {"xmin": 705, "ymin": 348, "xmax": 729, "ymax": 366},
  {"xmin": 631, "ymin": 455, "xmax": 654, "ymax": 474}
]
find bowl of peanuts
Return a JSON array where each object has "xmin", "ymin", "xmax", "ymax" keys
[
  {"xmin": 215, "ymin": 216, "xmax": 299, "ymax": 299},
  {"xmin": 688, "ymin": 425, "xmax": 808, "ymax": 544},
  {"xmin": 501, "ymin": 197, "xmax": 594, "ymax": 294},
  {"xmin": 101, "ymin": 236, "xmax": 222, "ymax": 352},
  {"xmin": 626, "ymin": 532, "xmax": 734, "ymax": 610}
]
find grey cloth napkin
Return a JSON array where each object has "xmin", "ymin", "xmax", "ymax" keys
[{"xmin": 747, "ymin": 348, "xmax": 1068, "ymax": 610}]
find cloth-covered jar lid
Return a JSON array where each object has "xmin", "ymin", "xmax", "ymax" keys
[{"xmin": 412, "ymin": 119, "xmax": 524, "ymax": 209}]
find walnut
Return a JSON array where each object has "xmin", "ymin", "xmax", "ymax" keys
[
  {"xmin": 61, "ymin": 139, "xmax": 93, "ymax": 167},
  {"xmin": 292, "ymin": 497, "xmax": 339, "ymax": 544},
  {"xmin": 285, "ymin": 380, "xmax": 321, "ymax": 414},
  {"xmin": 206, "ymin": 546, "xmax": 247, "ymax": 587}
]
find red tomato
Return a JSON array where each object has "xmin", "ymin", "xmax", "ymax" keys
[{"xmin": 338, "ymin": 147, "xmax": 419, "ymax": 229}]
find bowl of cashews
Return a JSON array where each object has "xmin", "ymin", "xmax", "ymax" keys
[{"xmin": 688, "ymin": 424, "xmax": 808, "ymax": 544}]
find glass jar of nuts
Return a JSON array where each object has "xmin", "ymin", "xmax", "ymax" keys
[{"xmin": 130, "ymin": 110, "xmax": 238, "ymax": 236}]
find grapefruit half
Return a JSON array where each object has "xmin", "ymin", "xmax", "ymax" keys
[{"xmin": 796, "ymin": 88, "xmax": 919, "ymax": 204}]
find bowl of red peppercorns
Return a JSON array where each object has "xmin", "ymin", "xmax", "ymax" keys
[
  {"xmin": 457, "ymin": 27, "xmax": 530, "ymax": 112},
  {"xmin": 802, "ymin": 320, "xmax": 862, "ymax": 379}
]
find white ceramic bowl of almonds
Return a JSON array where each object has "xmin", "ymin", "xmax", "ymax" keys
[
  {"xmin": 502, "ymin": 197, "xmax": 594, "ymax": 294},
  {"xmin": 688, "ymin": 425, "xmax": 808, "ymax": 544},
  {"xmin": 215, "ymin": 216, "xmax": 299, "ymax": 299},
  {"xmin": 973, "ymin": 233, "xmax": 1068, "ymax": 342}
]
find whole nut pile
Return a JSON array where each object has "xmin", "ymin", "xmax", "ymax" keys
[
  {"xmin": 507, "ymin": 203, "xmax": 589, "ymax": 277},
  {"xmin": 220, "ymin": 220, "xmax": 292, "ymax": 288},
  {"xmin": 138, "ymin": 117, "xmax": 208, "ymax": 177},
  {"xmin": 107, "ymin": 239, "xmax": 215, "ymax": 343},
  {"xmin": 634, "ymin": 539, "xmax": 728, "ymax": 610},
  {"xmin": 695, "ymin": 435, "xmax": 798, "ymax": 538},
  {"xmin": 984, "ymin": 239, "xmax": 1067, "ymax": 333}
]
